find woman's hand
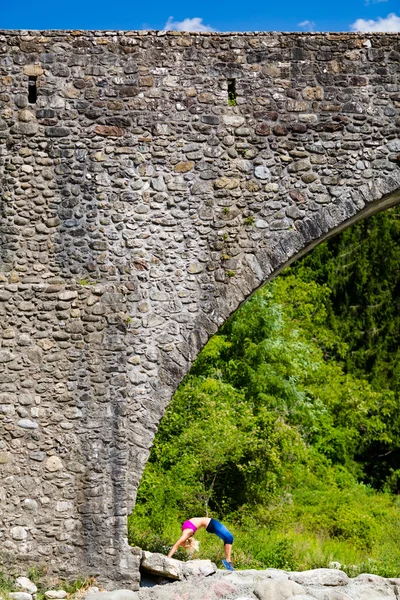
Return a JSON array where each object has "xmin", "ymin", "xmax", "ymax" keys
[{"xmin": 167, "ymin": 530, "xmax": 193, "ymax": 557}]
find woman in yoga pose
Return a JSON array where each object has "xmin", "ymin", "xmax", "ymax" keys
[{"xmin": 167, "ymin": 517, "xmax": 234, "ymax": 571}]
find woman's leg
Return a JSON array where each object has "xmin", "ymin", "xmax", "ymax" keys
[
  {"xmin": 207, "ymin": 519, "xmax": 234, "ymax": 546},
  {"xmin": 207, "ymin": 519, "xmax": 234, "ymax": 566},
  {"xmin": 224, "ymin": 543, "xmax": 232, "ymax": 562}
]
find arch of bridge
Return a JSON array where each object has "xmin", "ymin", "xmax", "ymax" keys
[{"xmin": 0, "ymin": 29, "xmax": 399, "ymax": 587}]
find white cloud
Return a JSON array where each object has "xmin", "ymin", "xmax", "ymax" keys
[
  {"xmin": 365, "ymin": 0, "xmax": 388, "ymax": 5},
  {"xmin": 298, "ymin": 20, "xmax": 316, "ymax": 31},
  {"xmin": 164, "ymin": 16, "xmax": 216, "ymax": 32},
  {"xmin": 350, "ymin": 12, "xmax": 400, "ymax": 31}
]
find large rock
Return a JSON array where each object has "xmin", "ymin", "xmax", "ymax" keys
[
  {"xmin": 15, "ymin": 579, "xmax": 37, "ymax": 595},
  {"xmin": 343, "ymin": 582, "xmax": 397, "ymax": 599},
  {"xmin": 289, "ymin": 569, "xmax": 349, "ymax": 587},
  {"xmin": 183, "ymin": 559, "xmax": 217, "ymax": 578},
  {"xmin": 254, "ymin": 579, "xmax": 305, "ymax": 600},
  {"xmin": 140, "ymin": 552, "xmax": 182, "ymax": 580}
]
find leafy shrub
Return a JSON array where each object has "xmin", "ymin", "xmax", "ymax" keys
[{"xmin": 255, "ymin": 539, "xmax": 298, "ymax": 570}]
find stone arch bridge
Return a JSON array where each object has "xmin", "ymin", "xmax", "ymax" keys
[{"xmin": 0, "ymin": 29, "xmax": 399, "ymax": 588}]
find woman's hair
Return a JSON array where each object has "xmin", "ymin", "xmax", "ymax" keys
[{"xmin": 183, "ymin": 536, "xmax": 200, "ymax": 555}]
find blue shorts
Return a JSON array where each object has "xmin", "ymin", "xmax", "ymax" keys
[{"xmin": 206, "ymin": 518, "xmax": 234, "ymax": 545}]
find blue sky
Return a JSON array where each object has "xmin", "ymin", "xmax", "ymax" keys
[{"xmin": 1, "ymin": 0, "xmax": 399, "ymax": 32}]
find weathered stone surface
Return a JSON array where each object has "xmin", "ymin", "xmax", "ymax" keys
[
  {"xmin": 141, "ymin": 552, "xmax": 182, "ymax": 580},
  {"xmin": 44, "ymin": 591, "xmax": 67, "ymax": 599},
  {"xmin": 10, "ymin": 527, "xmax": 28, "ymax": 541},
  {"xmin": 174, "ymin": 161, "xmax": 195, "ymax": 173},
  {"xmin": 254, "ymin": 580, "xmax": 305, "ymax": 600},
  {"xmin": 94, "ymin": 125, "xmax": 125, "ymax": 136},
  {"xmin": 9, "ymin": 594, "xmax": 32, "ymax": 600},
  {"xmin": 289, "ymin": 569, "xmax": 349, "ymax": 587},
  {"xmin": 255, "ymin": 122, "xmax": 270, "ymax": 136},
  {"xmin": 0, "ymin": 452, "xmax": 9, "ymax": 464},
  {"xmin": 17, "ymin": 419, "xmax": 38, "ymax": 429},
  {"xmin": 0, "ymin": 29, "xmax": 399, "ymax": 591},
  {"xmin": 10, "ymin": 122, "xmax": 38, "ymax": 135},
  {"xmin": 183, "ymin": 559, "xmax": 217, "ymax": 578},
  {"xmin": 254, "ymin": 166, "xmax": 271, "ymax": 180},
  {"xmin": 23, "ymin": 64, "xmax": 43, "ymax": 76},
  {"xmin": 341, "ymin": 583, "xmax": 397, "ymax": 599},
  {"xmin": 45, "ymin": 456, "xmax": 63, "ymax": 472},
  {"xmin": 15, "ymin": 578, "xmax": 37, "ymax": 594},
  {"xmin": 45, "ymin": 126, "xmax": 70, "ymax": 137}
]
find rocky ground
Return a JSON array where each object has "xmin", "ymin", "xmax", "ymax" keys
[{"xmin": 4, "ymin": 552, "xmax": 400, "ymax": 600}]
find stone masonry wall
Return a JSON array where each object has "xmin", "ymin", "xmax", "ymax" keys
[{"xmin": 0, "ymin": 29, "xmax": 399, "ymax": 588}]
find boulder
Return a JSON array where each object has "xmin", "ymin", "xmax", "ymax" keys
[
  {"xmin": 289, "ymin": 569, "xmax": 349, "ymax": 587},
  {"xmin": 183, "ymin": 560, "xmax": 217, "ymax": 578},
  {"xmin": 140, "ymin": 551, "xmax": 182, "ymax": 580},
  {"xmin": 254, "ymin": 579, "xmax": 305, "ymax": 600},
  {"xmin": 343, "ymin": 582, "xmax": 397, "ymax": 599},
  {"xmin": 15, "ymin": 579, "xmax": 37, "ymax": 595}
]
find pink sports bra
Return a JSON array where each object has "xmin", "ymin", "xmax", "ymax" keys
[{"xmin": 182, "ymin": 520, "xmax": 197, "ymax": 533}]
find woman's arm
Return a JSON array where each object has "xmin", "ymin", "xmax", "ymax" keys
[{"xmin": 167, "ymin": 530, "xmax": 192, "ymax": 558}]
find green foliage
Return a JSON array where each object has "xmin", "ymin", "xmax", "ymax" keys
[
  {"xmin": 228, "ymin": 91, "xmax": 237, "ymax": 106},
  {"xmin": 244, "ymin": 216, "xmax": 255, "ymax": 226},
  {"xmin": 129, "ymin": 207, "xmax": 400, "ymax": 575},
  {"xmin": 289, "ymin": 206, "xmax": 400, "ymax": 490},
  {"xmin": 254, "ymin": 539, "xmax": 298, "ymax": 570},
  {"xmin": 27, "ymin": 566, "xmax": 46, "ymax": 584},
  {"xmin": 60, "ymin": 577, "xmax": 97, "ymax": 595},
  {"xmin": 0, "ymin": 572, "xmax": 14, "ymax": 598},
  {"xmin": 77, "ymin": 278, "xmax": 95, "ymax": 286}
]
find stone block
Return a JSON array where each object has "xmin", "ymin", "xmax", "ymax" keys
[
  {"xmin": 10, "ymin": 527, "xmax": 28, "ymax": 541},
  {"xmin": 94, "ymin": 125, "xmax": 125, "ymax": 137},
  {"xmin": 45, "ymin": 456, "xmax": 63, "ymax": 472},
  {"xmin": 0, "ymin": 452, "xmax": 9, "ymax": 464},
  {"xmin": 23, "ymin": 64, "xmax": 43, "ymax": 76},
  {"xmin": 141, "ymin": 551, "xmax": 183, "ymax": 580},
  {"xmin": 10, "ymin": 122, "xmax": 38, "ymax": 135}
]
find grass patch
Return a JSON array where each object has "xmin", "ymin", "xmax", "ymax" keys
[
  {"xmin": 129, "ymin": 483, "xmax": 400, "ymax": 577},
  {"xmin": 0, "ymin": 572, "xmax": 14, "ymax": 598}
]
